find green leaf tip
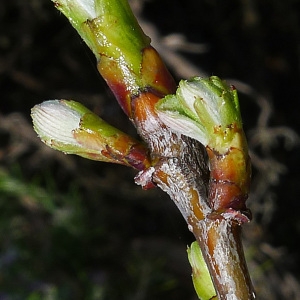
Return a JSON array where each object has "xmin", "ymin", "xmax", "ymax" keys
[
  {"xmin": 156, "ymin": 76, "xmax": 245, "ymax": 153},
  {"xmin": 52, "ymin": 0, "xmax": 150, "ymax": 73},
  {"xmin": 187, "ymin": 241, "xmax": 216, "ymax": 300}
]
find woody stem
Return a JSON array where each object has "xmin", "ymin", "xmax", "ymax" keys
[{"xmin": 193, "ymin": 217, "xmax": 255, "ymax": 299}]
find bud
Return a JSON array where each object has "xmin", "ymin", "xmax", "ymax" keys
[
  {"xmin": 187, "ymin": 241, "xmax": 216, "ymax": 300},
  {"xmin": 156, "ymin": 76, "xmax": 244, "ymax": 154},
  {"xmin": 31, "ymin": 100, "xmax": 150, "ymax": 170},
  {"xmin": 156, "ymin": 76, "xmax": 251, "ymax": 216}
]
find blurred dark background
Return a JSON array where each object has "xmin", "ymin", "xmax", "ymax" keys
[{"xmin": 0, "ymin": 0, "xmax": 300, "ymax": 299}]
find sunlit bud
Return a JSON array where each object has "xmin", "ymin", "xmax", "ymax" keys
[
  {"xmin": 31, "ymin": 100, "xmax": 150, "ymax": 170},
  {"xmin": 156, "ymin": 76, "xmax": 245, "ymax": 154}
]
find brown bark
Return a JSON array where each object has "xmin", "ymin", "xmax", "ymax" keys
[
  {"xmin": 98, "ymin": 34, "xmax": 255, "ymax": 298},
  {"xmin": 195, "ymin": 218, "xmax": 255, "ymax": 299},
  {"xmin": 149, "ymin": 135, "xmax": 255, "ymax": 299}
]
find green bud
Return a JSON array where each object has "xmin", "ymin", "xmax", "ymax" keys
[
  {"xmin": 156, "ymin": 76, "xmax": 244, "ymax": 153},
  {"xmin": 31, "ymin": 100, "xmax": 150, "ymax": 169},
  {"xmin": 187, "ymin": 241, "xmax": 216, "ymax": 300}
]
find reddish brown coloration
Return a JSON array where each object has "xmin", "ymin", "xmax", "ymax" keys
[
  {"xmin": 124, "ymin": 143, "xmax": 152, "ymax": 171},
  {"xmin": 189, "ymin": 189, "xmax": 206, "ymax": 222},
  {"xmin": 53, "ymin": 1, "xmax": 60, "ymax": 8},
  {"xmin": 131, "ymin": 86, "xmax": 254, "ymax": 297},
  {"xmin": 140, "ymin": 47, "xmax": 176, "ymax": 96},
  {"xmin": 96, "ymin": 29, "xmax": 254, "ymax": 298},
  {"xmin": 74, "ymin": 126, "xmax": 151, "ymax": 170},
  {"xmin": 153, "ymin": 168, "xmax": 169, "ymax": 185},
  {"xmin": 193, "ymin": 218, "xmax": 255, "ymax": 299},
  {"xmin": 97, "ymin": 56, "xmax": 134, "ymax": 117},
  {"xmin": 132, "ymin": 91, "xmax": 161, "ymax": 124},
  {"xmin": 207, "ymin": 146, "xmax": 251, "ymax": 215},
  {"xmin": 97, "ymin": 47, "xmax": 176, "ymax": 119},
  {"xmin": 134, "ymin": 167, "xmax": 156, "ymax": 190},
  {"xmin": 132, "ymin": 91, "xmax": 170, "ymax": 155},
  {"xmin": 101, "ymin": 142, "xmax": 151, "ymax": 171}
]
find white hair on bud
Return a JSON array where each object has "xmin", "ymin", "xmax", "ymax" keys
[
  {"xmin": 57, "ymin": 0, "xmax": 97, "ymax": 19},
  {"xmin": 31, "ymin": 100, "xmax": 80, "ymax": 146}
]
